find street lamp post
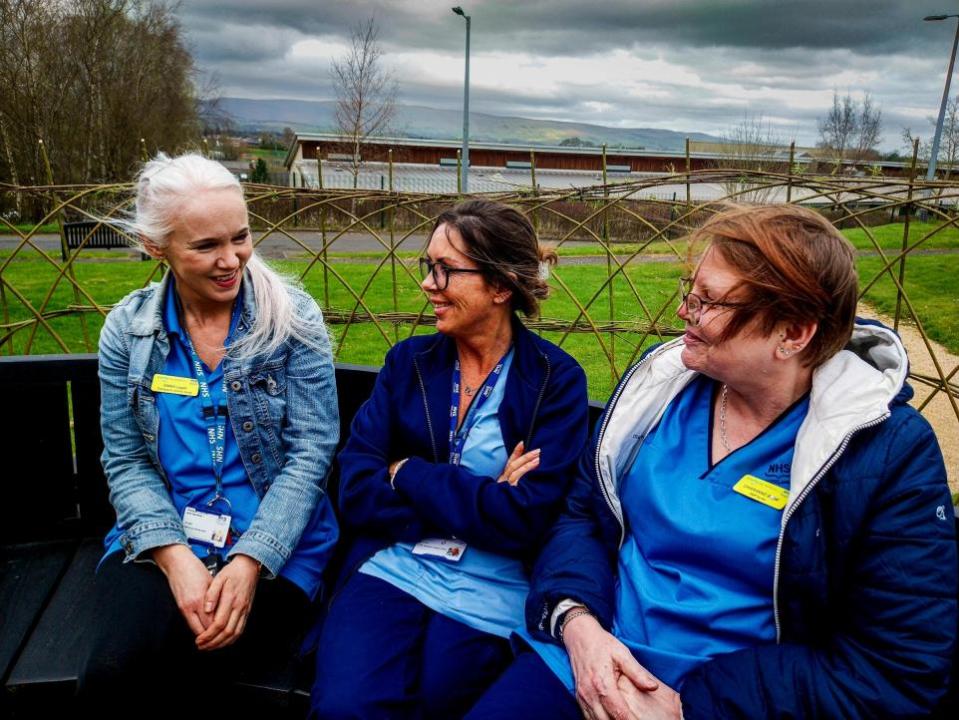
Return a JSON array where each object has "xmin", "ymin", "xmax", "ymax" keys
[
  {"xmin": 453, "ymin": 6, "xmax": 471, "ymax": 193},
  {"xmin": 924, "ymin": 14, "xmax": 959, "ymax": 181}
]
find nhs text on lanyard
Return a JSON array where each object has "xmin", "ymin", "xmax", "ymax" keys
[
  {"xmin": 181, "ymin": 331, "xmax": 233, "ymax": 557},
  {"xmin": 448, "ymin": 353, "xmax": 509, "ymax": 466}
]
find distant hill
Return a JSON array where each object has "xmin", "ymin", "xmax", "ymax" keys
[{"xmin": 215, "ymin": 97, "xmax": 720, "ymax": 152}]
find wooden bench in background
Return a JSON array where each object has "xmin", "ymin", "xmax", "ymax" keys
[{"xmin": 61, "ymin": 221, "xmax": 148, "ymax": 261}]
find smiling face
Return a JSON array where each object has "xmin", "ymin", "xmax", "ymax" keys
[
  {"xmin": 421, "ymin": 223, "xmax": 510, "ymax": 339},
  {"xmin": 150, "ymin": 188, "xmax": 252, "ymax": 311},
  {"xmin": 677, "ymin": 245, "xmax": 780, "ymax": 383}
]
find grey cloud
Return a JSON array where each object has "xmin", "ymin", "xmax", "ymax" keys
[
  {"xmin": 181, "ymin": 0, "xmax": 959, "ymax": 57},
  {"xmin": 187, "ymin": 20, "xmax": 306, "ymax": 62}
]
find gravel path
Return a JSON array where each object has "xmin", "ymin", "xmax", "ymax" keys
[{"xmin": 858, "ymin": 304, "xmax": 958, "ymax": 493}]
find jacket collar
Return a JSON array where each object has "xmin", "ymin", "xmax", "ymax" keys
[
  {"xmin": 596, "ymin": 321, "xmax": 910, "ymax": 533},
  {"xmin": 412, "ymin": 314, "xmax": 545, "ymax": 393}
]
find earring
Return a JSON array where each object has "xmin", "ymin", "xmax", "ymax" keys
[{"xmin": 778, "ymin": 345, "xmax": 792, "ymax": 356}]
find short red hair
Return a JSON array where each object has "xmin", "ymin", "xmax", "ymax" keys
[{"xmin": 689, "ymin": 204, "xmax": 858, "ymax": 367}]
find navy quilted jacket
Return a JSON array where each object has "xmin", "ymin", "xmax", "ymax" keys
[
  {"xmin": 526, "ymin": 322, "xmax": 957, "ymax": 718},
  {"xmin": 334, "ymin": 317, "xmax": 589, "ymax": 589}
]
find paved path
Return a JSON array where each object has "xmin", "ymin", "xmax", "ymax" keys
[{"xmin": 5, "ymin": 232, "xmax": 958, "ymax": 265}]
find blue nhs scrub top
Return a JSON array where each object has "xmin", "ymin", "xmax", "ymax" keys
[
  {"xmin": 360, "ymin": 348, "xmax": 531, "ymax": 639},
  {"xmin": 103, "ymin": 281, "xmax": 338, "ymax": 599},
  {"xmin": 520, "ymin": 374, "xmax": 809, "ymax": 691}
]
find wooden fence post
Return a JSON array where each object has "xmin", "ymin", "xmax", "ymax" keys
[
  {"xmin": 602, "ymin": 144, "xmax": 616, "ymax": 377},
  {"xmin": 317, "ymin": 152, "xmax": 330, "ymax": 310},
  {"xmin": 389, "ymin": 148, "xmax": 398, "ymax": 343},
  {"xmin": 786, "ymin": 141, "xmax": 795, "ymax": 203},
  {"xmin": 29, "ymin": 138, "xmax": 91, "ymax": 353},
  {"xmin": 895, "ymin": 138, "xmax": 921, "ymax": 331}
]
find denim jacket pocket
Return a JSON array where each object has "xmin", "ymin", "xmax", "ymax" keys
[{"xmin": 130, "ymin": 380, "xmax": 159, "ymax": 443}]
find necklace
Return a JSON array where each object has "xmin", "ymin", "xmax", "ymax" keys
[{"xmin": 719, "ymin": 383, "xmax": 731, "ymax": 452}]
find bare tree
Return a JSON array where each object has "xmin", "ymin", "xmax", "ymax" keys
[
  {"xmin": 712, "ymin": 114, "xmax": 789, "ymax": 203},
  {"xmin": 331, "ymin": 17, "xmax": 397, "ymax": 188},
  {"xmin": 817, "ymin": 91, "xmax": 883, "ymax": 170},
  {"xmin": 854, "ymin": 93, "xmax": 883, "ymax": 163}
]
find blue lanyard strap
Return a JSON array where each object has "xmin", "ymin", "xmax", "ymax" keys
[
  {"xmin": 449, "ymin": 349, "xmax": 510, "ymax": 465},
  {"xmin": 179, "ymin": 299, "xmax": 242, "ymax": 502}
]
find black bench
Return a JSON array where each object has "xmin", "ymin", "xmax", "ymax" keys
[
  {"xmin": 0, "ymin": 354, "xmax": 953, "ymax": 716},
  {"xmin": 0, "ymin": 354, "xmax": 385, "ymax": 716},
  {"xmin": 61, "ymin": 221, "xmax": 147, "ymax": 261}
]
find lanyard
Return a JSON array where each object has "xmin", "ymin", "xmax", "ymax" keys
[
  {"xmin": 449, "ymin": 349, "xmax": 511, "ymax": 465},
  {"xmin": 179, "ymin": 300, "xmax": 242, "ymax": 504}
]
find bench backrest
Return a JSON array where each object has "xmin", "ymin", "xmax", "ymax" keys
[
  {"xmin": 0, "ymin": 355, "xmax": 602, "ymax": 545},
  {"xmin": 0, "ymin": 357, "xmax": 386, "ymax": 544},
  {"xmin": 0, "ymin": 356, "xmax": 108, "ymax": 543}
]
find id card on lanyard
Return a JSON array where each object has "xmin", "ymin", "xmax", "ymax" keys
[
  {"xmin": 416, "ymin": 349, "xmax": 510, "ymax": 562},
  {"xmin": 178, "ymin": 302, "xmax": 241, "ymax": 558}
]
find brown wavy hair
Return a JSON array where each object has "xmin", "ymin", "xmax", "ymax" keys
[{"xmin": 430, "ymin": 200, "xmax": 557, "ymax": 317}]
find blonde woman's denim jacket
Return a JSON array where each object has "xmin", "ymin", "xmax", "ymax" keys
[{"xmin": 97, "ymin": 271, "xmax": 339, "ymax": 576}]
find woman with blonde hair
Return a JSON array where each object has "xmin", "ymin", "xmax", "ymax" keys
[{"xmin": 78, "ymin": 153, "xmax": 339, "ymax": 710}]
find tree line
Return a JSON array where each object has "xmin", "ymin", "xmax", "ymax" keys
[{"xmin": 0, "ymin": 0, "xmax": 202, "ymax": 191}]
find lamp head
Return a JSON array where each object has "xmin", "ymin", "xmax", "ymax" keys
[
  {"xmin": 925, "ymin": 14, "xmax": 950, "ymax": 21},
  {"xmin": 452, "ymin": 6, "xmax": 465, "ymax": 16}
]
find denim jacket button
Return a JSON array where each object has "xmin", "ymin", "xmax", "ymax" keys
[
  {"xmin": 251, "ymin": 452, "xmax": 262, "ymax": 463},
  {"xmin": 242, "ymin": 421, "xmax": 254, "ymax": 432},
  {"xmin": 230, "ymin": 380, "xmax": 242, "ymax": 392}
]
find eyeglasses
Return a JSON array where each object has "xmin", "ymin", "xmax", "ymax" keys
[
  {"xmin": 419, "ymin": 258, "xmax": 484, "ymax": 291},
  {"xmin": 678, "ymin": 276, "xmax": 748, "ymax": 327}
]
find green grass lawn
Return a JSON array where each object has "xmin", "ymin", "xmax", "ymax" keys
[
  {"xmin": 0, "ymin": 222, "xmax": 60, "ymax": 235},
  {"xmin": 857, "ymin": 254, "xmax": 959, "ymax": 352},
  {"xmin": 2, "ymin": 221, "xmax": 957, "ymax": 401},
  {"xmin": 841, "ymin": 221, "xmax": 959, "ymax": 252}
]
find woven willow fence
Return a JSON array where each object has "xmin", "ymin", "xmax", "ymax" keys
[{"xmin": 2, "ymin": 168, "xmax": 958, "ymax": 481}]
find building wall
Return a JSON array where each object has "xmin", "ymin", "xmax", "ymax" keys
[{"xmin": 297, "ymin": 139, "xmax": 909, "ymax": 177}]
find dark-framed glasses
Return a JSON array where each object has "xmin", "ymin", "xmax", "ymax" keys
[
  {"xmin": 678, "ymin": 276, "xmax": 748, "ymax": 327},
  {"xmin": 418, "ymin": 258, "xmax": 484, "ymax": 291}
]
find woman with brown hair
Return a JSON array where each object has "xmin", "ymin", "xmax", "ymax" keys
[
  {"xmin": 311, "ymin": 199, "xmax": 590, "ymax": 719},
  {"xmin": 467, "ymin": 204, "xmax": 956, "ymax": 719}
]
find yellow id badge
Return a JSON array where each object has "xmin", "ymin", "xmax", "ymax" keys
[
  {"xmin": 151, "ymin": 374, "xmax": 199, "ymax": 396},
  {"xmin": 732, "ymin": 475, "xmax": 789, "ymax": 510}
]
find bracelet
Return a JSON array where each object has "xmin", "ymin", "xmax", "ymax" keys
[
  {"xmin": 389, "ymin": 458, "xmax": 409, "ymax": 489},
  {"xmin": 557, "ymin": 606, "xmax": 593, "ymax": 642}
]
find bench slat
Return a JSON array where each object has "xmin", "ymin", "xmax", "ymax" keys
[
  {"xmin": 6, "ymin": 539, "xmax": 101, "ymax": 693},
  {"xmin": 0, "ymin": 542, "xmax": 77, "ymax": 686}
]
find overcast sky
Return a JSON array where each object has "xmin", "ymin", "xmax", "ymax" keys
[{"xmin": 180, "ymin": 0, "xmax": 959, "ymax": 151}]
